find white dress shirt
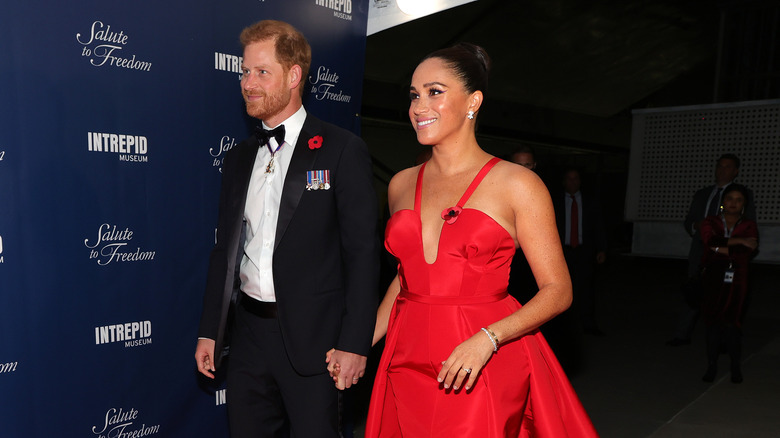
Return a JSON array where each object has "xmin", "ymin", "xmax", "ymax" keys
[
  {"xmin": 240, "ymin": 106, "xmax": 307, "ymax": 302},
  {"xmin": 703, "ymin": 182, "xmax": 732, "ymax": 217}
]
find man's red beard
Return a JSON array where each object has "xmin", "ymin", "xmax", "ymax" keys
[{"xmin": 243, "ymin": 88, "xmax": 291, "ymax": 121}]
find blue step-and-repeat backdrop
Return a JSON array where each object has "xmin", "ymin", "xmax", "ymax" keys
[{"xmin": 0, "ymin": 1, "xmax": 366, "ymax": 435}]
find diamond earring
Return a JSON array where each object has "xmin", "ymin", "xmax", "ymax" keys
[{"xmin": 467, "ymin": 110, "xmax": 475, "ymax": 120}]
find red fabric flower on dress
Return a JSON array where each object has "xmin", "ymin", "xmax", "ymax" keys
[
  {"xmin": 441, "ymin": 206, "xmax": 462, "ymax": 224},
  {"xmin": 308, "ymin": 135, "xmax": 323, "ymax": 150}
]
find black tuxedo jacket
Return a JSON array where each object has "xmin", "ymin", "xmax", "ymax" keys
[{"xmin": 198, "ymin": 113, "xmax": 379, "ymax": 375}]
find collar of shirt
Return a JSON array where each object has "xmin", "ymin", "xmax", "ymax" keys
[
  {"xmin": 258, "ymin": 106, "xmax": 307, "ymax": 179},
  {"xmin": 715, "ymin": 181, "xmax": 733, "ymax": 190},
  {"xmin": 260, "ymin": 105, "xmax": 306, "ymax": 150}
]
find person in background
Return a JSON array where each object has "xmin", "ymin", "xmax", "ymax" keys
[
  {"xmin": 699, "ymin": 184, "xmax": 758, "ymax": 383},
  {"xmin": 554, "ymin": 168, "xmax": 607, "ymax": 336},
  {"xmin": 668, "ymin": 153, "xmax": 755, "ymax": 347},
  {"xmin": 510, "ymin": 144, "xmax": 537, "ymax": 171}
]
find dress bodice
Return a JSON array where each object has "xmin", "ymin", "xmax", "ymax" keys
[{"xmin": 385, "ymin": 157, "xmax": 516, "ymax": 298}]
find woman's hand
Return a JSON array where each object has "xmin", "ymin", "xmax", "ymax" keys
[
  {"xmin": 736, "ymin": 237, "xmax": 758, "ymax": 250},
  {"xmin": 325, "ymin": 348, "xmax": 340, "ymax": 382},
  {"xmin": 437, "ymin": 330, "xmax": 495, "ymax": 391}
]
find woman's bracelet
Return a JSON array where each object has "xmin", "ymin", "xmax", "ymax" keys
[{"xmin": 481, "ymin": 327, "xmax": 499, "ymax": 352}]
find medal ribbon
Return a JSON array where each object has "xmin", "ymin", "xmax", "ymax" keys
[{"xmin": 265, "ymin": 141, "xmax": 284, "ymax": 174}]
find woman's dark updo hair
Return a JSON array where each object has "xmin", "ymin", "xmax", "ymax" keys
[
  {"xmin": 721, "ymin": 183, "xmax": 750, "ymax": 210},
  {"xmin": 421, "ymin": 43, "xmax": 491, "ymax": 96}
]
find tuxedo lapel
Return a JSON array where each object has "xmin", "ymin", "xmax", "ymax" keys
[
  {"xmin": 275, "ymin": 116, "xmax": 320, "ymax": 251},
  {"xmin": 214, "ymin": 136, "xmax": 260, "ymax": 367}
]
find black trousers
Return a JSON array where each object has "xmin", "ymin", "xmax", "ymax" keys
[{"xmin": 226, "ymin": 303, "xmax": 339, "ymax": 438}]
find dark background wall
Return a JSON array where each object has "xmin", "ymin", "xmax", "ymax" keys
[{"xmin": 359, "ymin": 0, "xmax": 780, "ymax": 254}]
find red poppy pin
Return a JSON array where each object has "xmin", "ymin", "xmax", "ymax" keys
[
  {"xmin": 308, "ymin": 135, "xmax": 323, "ymax": 150},
  {"xmin": 441, "ymin": 206, "xmax": 463, "ymax": 224}
]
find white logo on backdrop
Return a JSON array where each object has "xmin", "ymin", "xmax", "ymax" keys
[
  {"xmin": 0, "ymin": 361, "xmax": 18, "ymax": 374},
  {"xmin": 95, "ymin": 320, "xmax": 152, "ymax": 347},
  {"xmin": 91, "ymin": 407, "xmax": 160, "ymax": 438},
  {"xmin": 87, "ymin": 131, "xmax": 149, "ymax": 163},
  {"xmin": 84, "ymin": 224, "xmax": 156, "ymax": 266},
  {"xmin": 309, "ymin": 66, "xmax": 352, "ymax": 103},
  {"xmin": 214, "ymin": 51, "xmax": 243, "ymax": 75},
  {"xmin": 0, "ymin": 234, "xmax": 4, "ymax": 264},
  {"xmin": 209, "ymin": 135, "xmax": 238, "ymax": 173},
  {"xmin": 315, "ymin": 0, "xmax": 353, "ymax": 20},
  {"xmin": 76, "ymin": 20, "xmax": 153, "ymax": 72},
  {"xmin": 216, "ymin": 389, "xmax": 226, "ymax": 406}
]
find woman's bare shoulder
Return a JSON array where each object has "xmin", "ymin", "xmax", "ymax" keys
[
  {"xmin": 388, "ymin": 165, "xmax": 422, "ymax": 211},
  {"xmin": 389, "ymin": 165, "xmax": 419, "ymax": 191},
  {"xmin": 491, "ymin": 160, "xmax": 548, "ymax": 197}
]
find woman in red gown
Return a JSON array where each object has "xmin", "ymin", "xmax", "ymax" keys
[
  {"xmin": 699, "ymin": 184, "xmax": 758, "ymax": 383},
  {"xmin": 332, "ymin": 43, "xmax": 596, "ymax": 437}
]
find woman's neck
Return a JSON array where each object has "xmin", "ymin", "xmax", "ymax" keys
[
  {"xmin": 428, "ymin": 140, "xmax": 487, "ymax": 177},
  {"xmin": 723, "ymin": 212, "xmax": 741, "ymax": 227}
]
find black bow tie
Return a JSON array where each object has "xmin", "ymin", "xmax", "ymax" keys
[{"xmin": 255, "ymin": 124, "xmax": 286, "ymax": 147}]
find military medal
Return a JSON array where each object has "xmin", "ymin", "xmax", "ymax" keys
[
  {"xmin": 306, "ymin": 170, "xmax": 331, "ymax": 191},
  {"xmin": 306, "ymin": 170, "xmax": 315, "ymax": 190},
  {"xmin": 265, "ymin": 141, "xmax": 284, "ymax": 174}
]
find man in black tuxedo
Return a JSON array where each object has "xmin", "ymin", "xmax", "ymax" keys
[
  {"xmin": 554, "ymin": 168, "xmax": 607, "ymax": 335},
  {"xmin": 667, "ymin": 153, "xmax": 754, "ymax": 346},
  {"xmin": 194, "ymin": 20, "xmax": 379, "ymax": 437}
]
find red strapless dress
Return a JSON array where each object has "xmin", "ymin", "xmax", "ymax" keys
[{"xmin": 365, "ymin": 157, "xmax": 597, "ymax": 437}]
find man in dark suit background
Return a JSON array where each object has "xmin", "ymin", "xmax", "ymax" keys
[
  {"xmin": 554, "ymin": 168, "xmax": 607, "ymax": 336},
  {"xmin": 667, "ymin": 153, "xmax": 754, "ymax": 346},
  {"xmin": 194, "ymin": 20, "xmax": 379, "ymax": 437}
]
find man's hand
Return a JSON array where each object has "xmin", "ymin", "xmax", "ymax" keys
[
  {"xmin": 195, "ymin": 338, "xmax": 216, "ymax": 379},
  {"xmin": 326, "ymin": 349, "xmax": 366, "ymax": 390}
]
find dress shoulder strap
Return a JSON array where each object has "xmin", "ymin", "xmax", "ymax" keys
[
  {"xmin": 456, "ymin": 157, "xmax": 502, "ymax": 207},
  {"xmin": 414, "ymin": 161, "xmax": 427, "ymax": 212}
]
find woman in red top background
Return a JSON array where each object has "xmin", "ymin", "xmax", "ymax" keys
[{"xmin": 699, "ymin": 184, "xmax": 758, "ymax": 384}]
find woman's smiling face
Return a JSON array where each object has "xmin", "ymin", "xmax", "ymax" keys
[{"xmin": 408, "ymin": 57, "xmax": 475, "ymax": 146}]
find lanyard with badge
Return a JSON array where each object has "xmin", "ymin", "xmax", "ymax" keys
[{"xmin": 721, "ymin": 215, "xmax": 739, "ymax": 284}]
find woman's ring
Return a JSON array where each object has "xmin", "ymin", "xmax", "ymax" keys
[{"xmin": 463, "ymin": 368, "xmax": 472, "ymax": 374}]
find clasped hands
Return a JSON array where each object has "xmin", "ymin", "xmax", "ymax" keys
[
  {"xmin": 326, "ymin": 330, "xmax": 495, "ymax": 392},
  {"xmin": 710, "ymin": 237, "xmax": 758, "ymax": 254},
  {"xmin": 325, "ymin": 349, "xmax": 367, "ymax": 390}
]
